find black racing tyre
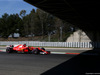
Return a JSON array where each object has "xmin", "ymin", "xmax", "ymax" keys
[
  {"xmin": 27, "ymin": 48, "xmax": 32, "ymax": 54},
  {"xmin": 32, "ymin": 48, "xmax": 40, "ymax": 54},
  {"xmin": 6, "ymin": 47, "xmax": 12, "ymax": 53}
]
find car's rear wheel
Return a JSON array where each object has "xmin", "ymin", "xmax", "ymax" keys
[{"xmin": 6, "ymin": 47, "xmax": 12, "ymax": 53}]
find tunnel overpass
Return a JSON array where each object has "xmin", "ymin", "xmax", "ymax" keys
[{"xmin": 24, "ymin": 0, "xmax": 100, "ymax": 46}]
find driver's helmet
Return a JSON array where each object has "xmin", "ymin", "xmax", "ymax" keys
[{"xmin": 23, "ymin": 44, "xmax": 26, "ymax": 47}]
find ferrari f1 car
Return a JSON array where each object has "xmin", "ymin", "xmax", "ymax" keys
[{"xmin": 6, "ymin": 44, "xmax": 50, "ymax": 54}]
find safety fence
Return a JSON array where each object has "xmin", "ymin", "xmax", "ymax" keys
[{"xmin": 0, "ymin": 41, "xmax": 100, "ymax": 48}]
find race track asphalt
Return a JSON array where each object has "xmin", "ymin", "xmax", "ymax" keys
[
  {"xmin": 1, "ymin": 47, "xmax": 100, "ymax": 75},
  {"xmin": 0, "ymin": 52, "xmax": 75, "ymax": 75}
]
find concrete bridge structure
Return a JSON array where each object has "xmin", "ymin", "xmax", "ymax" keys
[{"xmin": 24, "ymin": 0, "xmax": 100, "ymax": 48}]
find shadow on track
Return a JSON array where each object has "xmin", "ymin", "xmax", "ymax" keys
[{"xmin": 41, "ymin": 49, "xmax": 100, "ymax": 75}]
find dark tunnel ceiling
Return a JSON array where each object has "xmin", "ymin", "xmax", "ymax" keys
[{"xmin": 24, "ymin": 0, "xmax": 100, "ymax": 31}]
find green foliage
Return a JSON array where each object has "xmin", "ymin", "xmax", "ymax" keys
[
  {"xmin": 0, "ymin": 8, "xmax": 74, "ymax": 41},
  {"xmin": 0, "ymin": 13, "xmax": 23, "ymax": 38}
]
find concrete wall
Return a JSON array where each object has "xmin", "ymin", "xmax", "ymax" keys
[{"xmin": 66, "ymin": 30, "xmax": 91, "ymax": 42}]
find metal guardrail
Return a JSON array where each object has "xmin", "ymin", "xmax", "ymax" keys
[{"xmin": 0, "ymin": 41, "xmax": 97, "ymax": 48}]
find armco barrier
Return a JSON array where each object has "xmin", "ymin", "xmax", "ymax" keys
[{"xmin": 0, "ymin": 41, "xmax": 99, "ymax": 48}]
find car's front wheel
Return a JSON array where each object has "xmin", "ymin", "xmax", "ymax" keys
[{"xmin": 32, "ymin": 48, "xmax": 40, "ymax": 54}]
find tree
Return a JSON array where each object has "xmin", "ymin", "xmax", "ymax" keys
[
  {"xmin": 0, "ymin": 13, "xmax": 10, "ymax": 38},
  {"xmin": 0, "ymin": 13, "xmax": 22, "ymax": 38},
  {"xmin": 36, "ymin": 9, "xmax": 56, "ymax": 39},
  {"xmin": 7, "ymin": 14, "xmax": 22, "ymax": 38},
  {"xmin": 36, "ymin": 9, "xmax": 45, "ymax": 39},
  {"xmin": 20, "ymin": 10, "xmax": 26, "ymax": 18},
  {"xmin": 54, "ymin": 18, "xmax": 63, "ymax": 41},
  {"xmin": 29, "ymin": 9, "xmax": 36, "ymax": 38},
  {"xmin": 20, "ymin": 10, "xmax": 29, "ymax": 37}
]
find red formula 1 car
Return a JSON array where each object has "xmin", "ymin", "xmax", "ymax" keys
[{"xmin": 6, "ymin": 44, "xmax": 50, "ymax": 54}]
